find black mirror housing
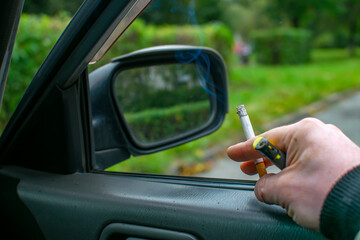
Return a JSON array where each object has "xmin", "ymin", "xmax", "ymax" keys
[{"xmin": 89, "ymin": 45, "xmax": 228, "ymax": 170}]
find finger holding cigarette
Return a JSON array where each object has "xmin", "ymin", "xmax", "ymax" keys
[
  {"xmin": 227, "ymin": 139, "xmax": 273, "ymax": 175},
  {"xmin": 227, "ymin": 118, "xmax": 301, "ymax": 174}
]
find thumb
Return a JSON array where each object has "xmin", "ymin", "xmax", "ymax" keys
[{"xmin": 254, "ymin": 173, "xmax": 283, "ymax": 205}]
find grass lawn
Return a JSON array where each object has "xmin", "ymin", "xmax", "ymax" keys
[{"xmin": 107, "ymin": 48, "xmax": 360, "ymax": 174}]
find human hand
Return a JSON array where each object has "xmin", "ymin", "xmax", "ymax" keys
[{"xmin": 227, "ymin": 118, "xmax": 360, "ymax": 231}]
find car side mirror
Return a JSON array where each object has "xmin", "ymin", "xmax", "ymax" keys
[{"xmin": 89, "ymin": 45, "xmax": 228, "ymax": 169}]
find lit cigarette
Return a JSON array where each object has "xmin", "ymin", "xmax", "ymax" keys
[{"xmin": 236, "ymin": 105, "xmax": 267, "ymax": 178}]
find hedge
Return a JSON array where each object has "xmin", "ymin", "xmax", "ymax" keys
[
  {"xmin": 1, "ymin": 14, "xmax": 233, "ymax": 131},
  {"xmin": 252, "ymin": 28, "xmax": 311, "ymax": 65},
  {"xmin": 125, "ymin": 101, "xmax": 210, "ymax": 143},
  {"xmin": 117, "ymin": 87, "xmax": 209, "ymax": 113},
  {"xmin": 93, "ymin": 19, "xmax": 234, "ymax": 69}
]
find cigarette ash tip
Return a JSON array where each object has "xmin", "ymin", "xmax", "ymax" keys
[{"xmin": 236, "ymin": 105, "xmax": 247, "ymax": 117}]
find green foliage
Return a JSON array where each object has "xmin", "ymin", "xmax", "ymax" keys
[
  {"xmin": 118, "ymin": 86, "xmax": 208, "ymax": 113},
  {"xmin": 126, "ymin": 101, "xmax": 210, "ymax": 143},
  {"xmin": 202, "ymin": 23, "xmax": 234, "ymax": 62},
  {"xmin": 23, "ymin": 0, "xmax": 83, "ymax": 15},
  {"xmin": 252, "ymin": 28, "xmax": 311, "ymax": 64},
  {"xmin": 313, "ymin": 31, "xmax": 357, "ymax": 49},
  {"xmin": 310, "ymin": 0, "xmax": 360, "ymax": 54},
  {"xmin": 1, "ymin": 14, "xmax": 69, "ymax": 129},
  {"xmin": 92, "ymin": 19, "xmax": 234, "ymax": 70},
  {"xmin": 139, "ymin": 0, "xmax": 225, "ymax": 25},
  {"xmin": 265, "ymin": 0, "xmax": 334, "ymax": 28},
  {"xmin": 227, "ymin": 48, "xmax": 360, "ymax": 126},
  {"xmin": 313, "ymin": 32, "xmax": 338, "ymax": 48},
  {"xmin": 222, "ymin": 0, "xmax": 275, "ymax": 41},
  {"xmin": 1, "ymin": 14, "xmax": 232, "ymax": 131}
]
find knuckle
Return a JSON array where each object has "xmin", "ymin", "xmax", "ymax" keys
[
  {"xmin": 298, "ymin": 117, "xmax": 323, "ymax": 127},
  {"xmin": 254, "ymin": 177, "xmax": 266, "ymax": 201},
  {"xmin": 326, "ymin": 123, "xmax": 341, "ymax": 132},
  {"xmin": 296, "ymin": 118, "xmax": 326, "ymax": 141},
  {"xmin": 255, "ymin": 174, "xmax": 278, "ymax": 202}
]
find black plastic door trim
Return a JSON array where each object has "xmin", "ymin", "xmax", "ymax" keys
[{"xmin": 100, "ymin": 223, "xmax": 198, "ymax": 240}]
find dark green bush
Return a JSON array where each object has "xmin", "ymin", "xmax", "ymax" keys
[
  {"xmin": 126, "ymin": 101, "xmax": 210, "ymax": 143},
  {"xmin": 252, "ymin": 28, "xmax": 311, "ymax": 65},
  {"xmin": 117, "ymin": 87, "xmax": 209, "ymax": 113},
  {"xmin": 313, "ymin": 30, "xmax": 360, "ymax": 49}
]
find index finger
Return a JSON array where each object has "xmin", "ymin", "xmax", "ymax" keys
[
  {"xmin": 227, "ymin": 138, "xmax": 263, "ymax": 162},
  {"xmin": 227, "ymin": 123, "xmax": 294, "ymax": 162}
]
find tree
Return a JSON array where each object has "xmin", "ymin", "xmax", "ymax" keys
[
  {"xmin": 139, "ymin": 0, "xmax": 224, "ymax": 25},
  {"xmin": 312, "ymin": 0, "xmax": 360, "ymax": 55},
  {"xmin": 23, "ymin": 0, "xmax": 83, "ymax": 15},
  {"xmin": 265, "ymin": 0, "xmax": 336, "ymax": 28},
  {"xmin": 340, "ymin": 0, "xmax": 360, "ymax": 55},
  {"xmin": 220, "ymin": 0, "xmax": 274, "ymax": 41}
]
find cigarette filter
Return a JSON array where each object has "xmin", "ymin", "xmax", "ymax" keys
[
  {"xmin": 236, "ymin": 105, "xmax": 267, "ymax": 178},
  {"xmin": 253, "ymin": 137, "xmax": 286, "ymax": 169}
]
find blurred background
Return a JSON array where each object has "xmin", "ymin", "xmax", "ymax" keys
[{"xmin": 3, "ymin": 0, "xmax": 360, "ymax": 180}]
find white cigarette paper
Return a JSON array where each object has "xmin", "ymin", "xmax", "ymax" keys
[{"xmin": 236, "ymin": 105, "xmax": 264, "ymax": 165}]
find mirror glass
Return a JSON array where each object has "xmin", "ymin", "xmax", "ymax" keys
[{"xmin": 114, "ymin": 63, "xmax": 212, "ymax": 145}]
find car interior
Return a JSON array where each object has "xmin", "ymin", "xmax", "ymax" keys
[{"xmin": 2, "ymin": 0, "xmax": 355, "ymax": 239}]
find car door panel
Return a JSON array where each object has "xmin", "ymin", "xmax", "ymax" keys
[
  {"xmin": 0, "ymin": 1, "xmax": 329, "ymax": 239},
  {"xmin": 0, "ymin": 172, "xmax": 45, "ymax": 239},
  {"xmin": 1, "ymin": 166, "xmax": 325, "ymax": 239}
]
